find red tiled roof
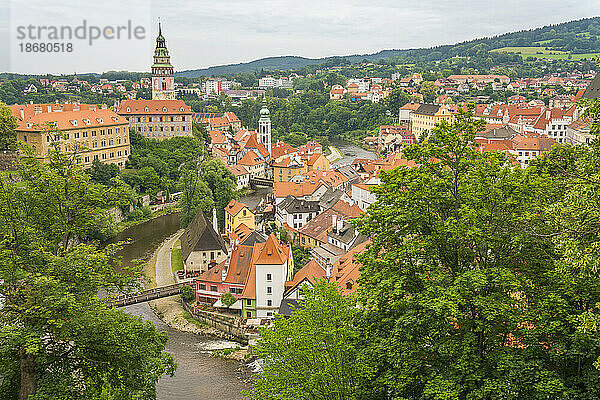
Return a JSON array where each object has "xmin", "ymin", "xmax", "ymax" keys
[{"xmin": 116, "ymin": 99, "xmax": 191, "ymax": 115}]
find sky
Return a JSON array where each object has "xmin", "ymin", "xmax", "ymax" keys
[{"xmin": 1, "ymin": 0, "xmax": 598, "ymax": 75}]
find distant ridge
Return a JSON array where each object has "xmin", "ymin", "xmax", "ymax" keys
[{"xmin": 177, "ymin": 17, "xmax": 600, "ymax": 78}]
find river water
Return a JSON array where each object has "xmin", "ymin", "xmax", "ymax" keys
[
  {"xmin": 107, "ymin": 213, "xmax": 249, "ymax": 400},
  {"xmin": 106, "ymin": 140, "xmax": 374, "ymax": 399},
  {"xmin": 331, "ymin": 138, "xmax": 376, "ymax": 167}
]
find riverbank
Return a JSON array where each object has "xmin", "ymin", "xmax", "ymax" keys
[
  {"xmin": 116, "ymin": 205, "xmax": 180, "ymax": 235},
  {"xmin": 146, "ymin": 230, "xmax": 248, "ymax": 345},
  {"xmin": 326, "ymin": 146, "xmax": 343, "ymax": 163}
]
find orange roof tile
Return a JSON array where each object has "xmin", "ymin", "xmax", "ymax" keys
[
  {"xmin": 225, "ymin": 199, "xmax": 251, "ymax": 217},
  {"xmin": 255, "ymin": 233, "xmax": 289, "ymax": 265}
]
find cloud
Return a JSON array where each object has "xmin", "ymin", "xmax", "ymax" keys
[{"xmin": 3, "ymin": 0, "xmax": 599, "ymax": 74}]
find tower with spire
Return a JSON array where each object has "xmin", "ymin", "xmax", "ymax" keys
[
  {"xmin": 151, "ymin": 21, "xmax": 176, "ymax": 100},
  {"xmin": 258, "ymin": 97, "xmax": 272, "ymax": 155}
]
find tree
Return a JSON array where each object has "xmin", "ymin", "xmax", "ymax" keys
[
  {"xmin": 220, "ymin": 292, "xmax": 237, "ymax": 309},
  {"xmin": 178, "ymin": 168, "xmax": 214, "ymax": 227},
  {"xmin": 89, "ymin": 158, "xmax": 120, "ymax": 186},
  {"xmin": 199, "ymin": 159, "xmax": 237, "ymax": 228},
  {"xmin": 180, "ymin": 284, "xmax": 195, "ymax": 302},
  {"xmin": 354, "ymin": 106, "xmax": 600, "ymax": 398},
  {"xmin": 249, "ymin": 281, "xmax": 369, "ymax": 400},
  {"xmin": 0, "ymin": 140, "xmax": 176, "ymax": 399},
  {"xmin": 419, "ymin": 81, "xmax": 437, "ymax": 103},
  {"xmin": 385, "ymin": 87, "xmax": 411, "ymax": 115},
  {"xmin": 0, "ymin": 101, "xmax": 17, "ymax": 150}
]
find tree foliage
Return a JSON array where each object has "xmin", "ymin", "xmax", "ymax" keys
[
  {"xmin": 0, "ymin": 143, "xmax": 176, "ymax": 399},
  {"xmin": 0, "ymin": 101, "xmax": 18, "ymax": 150},
  {"xmin": 250, "ymin": 281, "xmax": 369, "ymax": 400},
  {"xmin": 220, "ymin": 292, "xmax": 237, "ymax": 309},
  {"xmin": 354, "ymin": 106, "xmax": 600, "ymax": 399}
]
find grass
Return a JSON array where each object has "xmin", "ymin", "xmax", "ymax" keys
[
  {"xmin": 491, "ymin": 46, "xmax": 600, "ymax": 60},
  {"xmin": 171, "ymin": 240, "xmax": 183, "ymax": 275},
  {"xmin": 143, "ymin": 256, "xmax": 157, "ymax": 289}
]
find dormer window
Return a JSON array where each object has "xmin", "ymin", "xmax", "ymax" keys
[
  {"xmin": 180, "ymin": 107, "xmax": 184, "ymax": 112},
  {"xmin": 163, "ymin": 107, "xmax": 167, "ymax": 112},
  {"xmin": 96, "ymin": 118, "xmax": 103, "ymax": 124},
  {"xmin": 144, "ymin": 107, "xmax": 149, "ymax": 112},
  {"xmin": 126, "ymin": 107, "xmax": 131, "ymax": 112},
  {"xmin": 70, "ymin": 120, "xmax": 77, "ymax": 126}
]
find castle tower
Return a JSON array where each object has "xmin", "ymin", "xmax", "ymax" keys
[
  {"xmin": 258, "ymin": 98, "xmax": 272, "ymax": 155},
  {"xmin": 151, "ymin": 21, "xmax": 176, "ymax": 100}
]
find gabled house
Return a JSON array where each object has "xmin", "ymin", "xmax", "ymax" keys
[
  {"xmin": 224, "ymin": 199, "xmax": 255, "ymax": 235},
  {"xmin": 241, "ymin": 233, "xmax": 293, "ymax": 318},
  {"xmin": 279, "ymin": 260, "xmax": 326, "ymax": 316},
  {"xmin": 181, "ymin": 209, "xmax": 228, "ymax": 274},
  {"xmin": 276, "ymin": 195, "xmax": 320, "ymax": 230}
]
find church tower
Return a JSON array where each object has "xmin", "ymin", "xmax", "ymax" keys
[
  {"xmin": 258, "ymin": 98, "xmax": 272, "ymax": 155},
  {"xmin": 151, "ymin": 22, "xmax": 176, "ymax": 100}
]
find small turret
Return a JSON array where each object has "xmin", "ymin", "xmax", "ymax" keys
[{"xmin": 212, "ymin": 208, "xmax": 218, "ymax": 234}]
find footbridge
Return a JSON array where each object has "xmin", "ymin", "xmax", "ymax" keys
[{"xmin": 108, "ymin": 282, "xmax": 192, "ymax": 308}]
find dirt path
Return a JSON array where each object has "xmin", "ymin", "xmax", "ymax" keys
[{"xmin": 149, "ymin": 230, "xmax": 225, "ymax": 337}]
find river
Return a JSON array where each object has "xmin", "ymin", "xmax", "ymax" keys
[
  {"xmin": 107, "ymin": 140, "xmax": 373, "ymax": 399},
  {"xmin": 107, "ymin": 213, "xmax": 250, "ymax": 400},
  {"xmin": 330, "ymin": 138, "xmax": 376, "ymax": 167}
]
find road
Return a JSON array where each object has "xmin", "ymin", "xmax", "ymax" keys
[{"xmin": 155, "ymin": 230, "xmax": 183, "ymax": 287}]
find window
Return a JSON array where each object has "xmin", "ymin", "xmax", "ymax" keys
[
  {"xmin": 267, "ymin": 312, "xmax": 273, "ymax": 317},
  {"xmin": 246, "ymin": 311, "xmax": 252, "ymax": 318},
  {"xmin": 210, "ymin": 285, "xmax": 217, "ymax": 292},
  {"xmin": 200, "ymin": 284, "xmax": 206, "ymax": 290},
  {"xmin": 267, "ymin": 300, "xmax": 272, "ymax": 307},
  {"xmin": 266, "ymin": 273, "xmax": 272, "ymax": 282},
  {"xmin": 267, "ymin": 286, "xmax": 272, "ymax": 294},
  {"xmin": 246, "ymin": 299, "xmax": 252, "ymax": 306},
  {"xmin": 211, "ymin": 251, "xmax": 215, "ymax": 259}
]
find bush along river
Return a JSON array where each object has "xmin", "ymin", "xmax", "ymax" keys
[{"xmin": 105, "ymin": 212, "xmax": 250, "ymax": 400}]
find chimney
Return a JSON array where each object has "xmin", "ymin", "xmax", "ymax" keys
[
  {"xmin": 332, "ymin": 214, "xmax": 337, "ymax": 232},
  {"xmin": 337, "ymin": 218, "xmax": 343, "ymax": 232},
  {"xmin": 326, "ymin": 262, "xmax": 332, "ymax": 280},
  {"xmin": 546, "ymin": 110, "xmax": 551, "ymax": 119},
  {"xmin": 212, "ymin": 208, "xmax": 218, "ymax": 233},
  {"xmin": 19, "ymin": 108, "xmax": 24, "ymax": 119}
]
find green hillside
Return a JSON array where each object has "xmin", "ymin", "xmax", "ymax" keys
[{"xmin": 177, "ymin": 17, "xmax": 600, "ymax": 77}]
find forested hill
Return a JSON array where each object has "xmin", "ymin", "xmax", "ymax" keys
[{"xmin": 178, "ymin": 17, "xmax": 600, "ymax": 77}]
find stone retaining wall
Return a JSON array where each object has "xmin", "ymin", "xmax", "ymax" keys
[{"xmin": 182, "ymin": 301, "xmax": 248, "ymax": 344}]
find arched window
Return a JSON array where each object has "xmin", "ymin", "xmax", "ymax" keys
[{"xmin": 346, "ymin": 281, "xmax": 353, "ymax": 290}]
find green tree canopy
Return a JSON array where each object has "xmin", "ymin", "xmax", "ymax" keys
[
  {"xmin": 0, "ymin": 142, "xmax": 175, "ymax": 399},
  {"xmin": 355, "ymin": 106, "xmax": 600, "ymax": 399},
  {"xmin": 0, "ymin": 101, "xmax": 17, "ymax": 150},
  {"xmin": 250, "ymin": 281, "xmax": 370, "ymax": 400}
]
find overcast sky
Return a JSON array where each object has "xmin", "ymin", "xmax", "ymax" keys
[{"xmin": 1, "ymin": 0, "xmax": 598, "ymax": 74}]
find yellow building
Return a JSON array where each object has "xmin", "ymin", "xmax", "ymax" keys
[
  {"xmin": 274, "ymin": 156, "xmax": 305, "ymax": 183},
  {"xmin": 225, "ymin": 199, "xmax": 255, "ymax": 235},
  {"xmin": 274, "ymin": 153, "xmax": 331, "ymax": 183},
  {"xmin": 11, "ymin": 102, "xmax": 130, "ymax": 168},
  {"xmin": 411, "ymin": 104, "xmax": 452, "ymax": 140},
  {"xmin": 306, "ymin": 152, "xmax": 330, "ymax": 172}
]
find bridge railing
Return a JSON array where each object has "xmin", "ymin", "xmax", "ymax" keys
[{"xmin": 107, "ymin": 282, "xmax": 189, "ymax": 308}]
